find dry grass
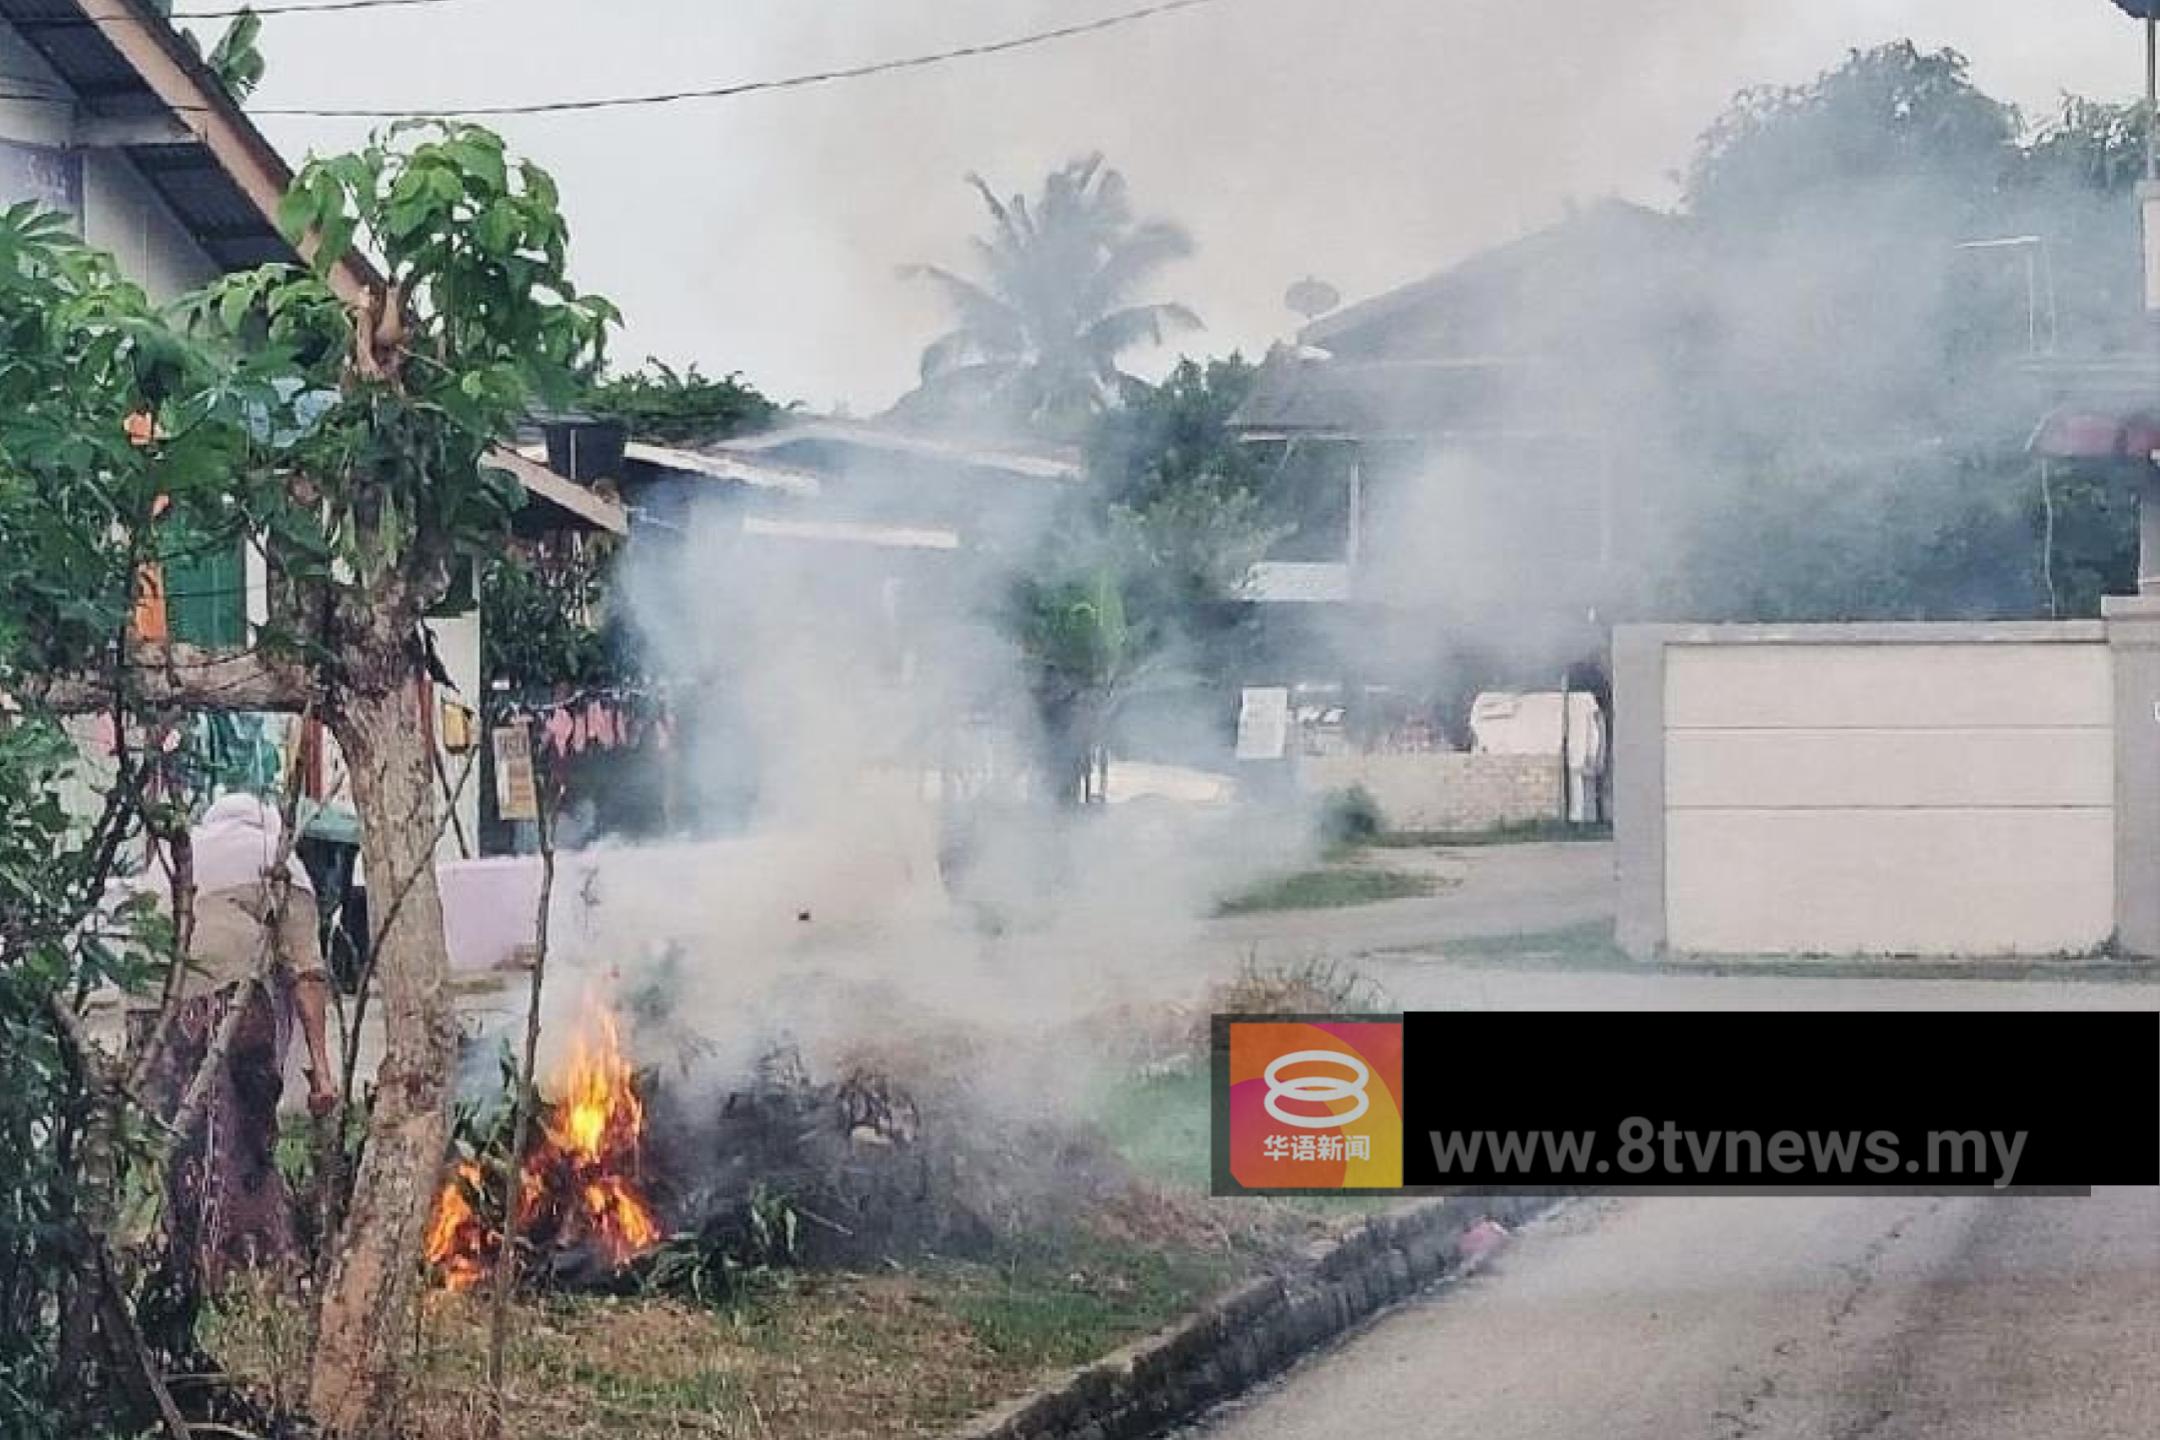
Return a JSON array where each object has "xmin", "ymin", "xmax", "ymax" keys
[
  {"xmin": 202, "ymin": 998, "xmax": 1357, "ymax": 1436},
  {"xmin": 402, "ymin": 1278, "xmax": 1001, "ymax": 1439},
  {"xmin": 1208, "ymin": 953, "xmax": 1393, "ymax": 1018},
  {"xmin": 206, "ymin": 1278, "xmax": 1005, "ymax": 1439},
  {"xmin": 207, "ymin": 1240, "xmax": 1262, "ymax": 1440}
]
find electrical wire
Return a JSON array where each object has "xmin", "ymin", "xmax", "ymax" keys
[
  {"xmin": 169, "ymin": 0, "xmax": 468, "ymax": 15},
  {"xmin": 0, "ymin": 0, "xmax": 1228, "ymax": 117},
  {"xmin": 22, "ymin": 0, "xmax": 471, "ymax": 24}
]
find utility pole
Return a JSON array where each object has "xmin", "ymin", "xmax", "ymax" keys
[
  {"xmin": 2148, "ymin": 7, "xmax": 2157, "ymax": 181},
  {"xmin": 2118, "ymin": 0, "xmax": 2160, "ymax": 588}
]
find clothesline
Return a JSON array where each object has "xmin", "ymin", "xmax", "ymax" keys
[
  {"xmin": 489, "ymin": 683, "xmax": 664, "ymax": 717},
  {"xmin": 491, "ymin": 685, "xmax": 676, "ymax": 759}
]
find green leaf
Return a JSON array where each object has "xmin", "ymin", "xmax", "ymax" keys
[{"xmin": 275, "ymin": 182, "xmax": 319, "ymax": 245}]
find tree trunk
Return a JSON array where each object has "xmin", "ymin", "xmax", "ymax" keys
[{"xmin": 306, "ymin": 635, "xmax": 457, "ymax": 1438}]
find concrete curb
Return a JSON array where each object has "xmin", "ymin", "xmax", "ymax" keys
[{"xmin": 950, "ymin": 1193, "xmax": 1549, "ymax": 1440}]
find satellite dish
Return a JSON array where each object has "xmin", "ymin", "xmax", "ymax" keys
[{"xmin": 1285, "ymin": 276, "xmax": 1340, "ymax": 320}]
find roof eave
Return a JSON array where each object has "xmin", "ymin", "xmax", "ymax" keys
[{"xmin": 4, "ymin": 0, "xmax": 382, "ymax": 300}]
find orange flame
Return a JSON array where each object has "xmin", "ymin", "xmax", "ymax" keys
[
  {"xmin": 424, "ymin": 1161, "xmax": 491, "ymax": 1292},
  {"xmin": 424, "ymin": 1003, "xmax": 662, "ymax": 1290}
]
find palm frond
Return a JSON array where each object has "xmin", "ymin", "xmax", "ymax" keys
[
  {"xmin": 1082, "ymin": 302, "xmax": 1204, "ymax": 362},
  {"xmin": 899, "ymin": 263, "xmax": 1027, "ymax": 356},
  {"xmin": 917, "ymin": 328, "xmax": 981, "ymax": 381},
  {"xmin": 912, "ymin": 157, "xmax": 1196, "ymax": 435},
  {"xmin": 964, "ymin": 172, "xmax": 1013, "ymax": 230},
  {"xmin": 1081, "ymin": 220, "xmax": 1195, "ymax": 316}
]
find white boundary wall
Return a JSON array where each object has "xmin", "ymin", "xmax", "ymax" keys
[{"xmin": 1618, "ymin": 623, "xmax": 2119, "ymax": 958}]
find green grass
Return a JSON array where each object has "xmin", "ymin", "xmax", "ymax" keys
[
  {"xmin": 933, "ymin": 1243, "xmax": 1235, "ymax": 1367},
  {"xmin": 1216, "ymin": 867, "xmax": 1439, "ymax": 915},
  {"xmin": 1092, "ymin": 1062, "xmax": 1393, "ymax": 1223},
  {"xmin": 1442, "ymin": 919, "xmax": 1629, "ymax": 965},
  {"xmin": 1096, "ymin": 1064, "xmax": 1212, "ymax": 1188},
  {"xmin": 1431, "ymin": 920, "xmax": 2160, "ymax": 981},
  {"xmin": 1368, "ymin": 819, "xmax": 1612, "ymax": 848}
]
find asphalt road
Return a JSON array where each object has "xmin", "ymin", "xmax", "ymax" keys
[
  {"xmin": 1198, "ymin": 852, "xmax": 2160, "ymax": 1440},
  {"xmin": 1199, "ymin": 1185, "xmax": 2160, "ymax": 1440}
]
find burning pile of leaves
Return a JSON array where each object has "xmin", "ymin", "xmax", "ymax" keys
[
  {"xmin": 424, "ymin": 1001, "xmax": 1125, "ymax": 1299},
  {"xmin": 640, "ymin": 1042, "xmax": 1014, "ymax": 1282},
  {"xmin": 426, "ymin": 1006, "xmax": 664, "ymax": 1291}
]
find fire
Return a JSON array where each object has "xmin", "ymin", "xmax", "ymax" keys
[
  {"xmin": 424, "ymin": 1162, "xmax": 491, "ymax": 1293},
  {"xmin": 424, "ymin": 1003, "xmax": 662, "ymax": 1290}
]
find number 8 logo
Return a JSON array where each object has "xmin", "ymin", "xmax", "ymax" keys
[{"xmin": 1263, "ymin": 1050, "xmax": 1371, "ymax": 1129}]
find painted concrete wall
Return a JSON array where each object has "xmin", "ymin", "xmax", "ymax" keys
[
  {"xmin": 81, "ymin": 149, "xmax": 218, "ymax": 299},
  {"xmin": 1620, "ymin": 623, "xmax": 2119, "ymax": 958},
  {"xmin": 1299, "ymin": 751, "xmax": 1562, "ymax": 832}
]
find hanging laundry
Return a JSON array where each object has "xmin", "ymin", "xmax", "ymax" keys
[
  {"xmin": 543, "ymin": 706, "xmax": 578, "ymax": 758},
  {"xmin": 584, "ymin": 699, "xmax": 616, "ymax": 750}
]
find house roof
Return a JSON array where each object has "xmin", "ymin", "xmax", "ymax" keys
[
  {"xmin": 0, "ymin": 0, "xmax": 376, "ymax": 292},
  {"xmin": 1, "ymin": 2, "xmax": 630, "ymax": 532},
  {"xmin": 1297, "ymin": 199, "xmax": 1689, "ymax": 359},
  {"xmin": 713, "ymin": 417, "xmax": 1083, "ymax": 484},
  {"xmin": 1234, "ymin": 200, "xmax": 1694, "ymax": 436},
  {"xmin": 489, "ymin": 449, "xmax": 629, "ymax": 535},
  {"xmin": 740, "ymin": 515, "xmax": 961, "ymax": 551},
  {"xmin": 1231, "ymin": 353, "xmax": 1571, "ymax": 437},
  {"xmin": 624, "ymin": 440, "xmax": 822, "ymax": 498}
]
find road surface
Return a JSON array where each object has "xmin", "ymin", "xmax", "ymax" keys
[
  {"xmin": 1209, "ymin": 841, "xmax": 1614, "ymax": 957},
  {"xmin": 1199, "ymin": 862, "xmax": 2160, "ymax": 1440},
  {"xmin": 1200, "ymin": 1185, "xmax": 2160, "ymax": 1439}
]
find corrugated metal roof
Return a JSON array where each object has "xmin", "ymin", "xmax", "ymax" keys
[
  {"xmin": 0, "ymin": 0, "xmax": 298, "ymax": 273},
  {"xmin": 715, "ymin": 418, "xmax": 1083, "ymax": 482},
  {"xmin": 623, "ymin": 440, "xmax": 823, "ymax": 498}
]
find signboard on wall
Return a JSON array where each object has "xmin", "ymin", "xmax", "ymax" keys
[
  {"xmin": 491, "ymin": 723, "xmax": 540, "ymax": 822},
  {"xmin": 1235, "ymin": 686, "xmax": 1291, "ymax": 761}
]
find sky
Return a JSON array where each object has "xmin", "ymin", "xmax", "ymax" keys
[{"xmin": 246, "ymin": 0, "xmax": 2152, "ymax": 414}]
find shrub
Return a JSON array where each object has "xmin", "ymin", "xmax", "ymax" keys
[{"xmin": 1317, "ymin": 786, "xmax": 1383, "ymax": 848}]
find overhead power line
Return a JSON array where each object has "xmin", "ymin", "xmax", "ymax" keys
[
  {"xmin": 168, "ymin": 0, "xmax": 470, "ymax": 16},
  {"xmin": 20, "ymin": 0, "xmax": 470, "ymax": 26},
  {"xmin": 262, "ymin": 0, "xmax": 1227, "ymax": 117},
  {"xmin": 0, "ymin": 0, "xmax": 1228, "ymax": 117}
]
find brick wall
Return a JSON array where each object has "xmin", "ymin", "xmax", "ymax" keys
[{"xmin": 1298, "ymin": 752, "xmax": 1562, "ymax": 832}]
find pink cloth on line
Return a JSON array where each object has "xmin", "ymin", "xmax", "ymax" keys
[
  {"xmin": 543, "ymin": 708, "xmax": 577, "ymax": 757},
  {"xmin": 585, "ymin": 701, "xmax": 616, "ymax": 750}
]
